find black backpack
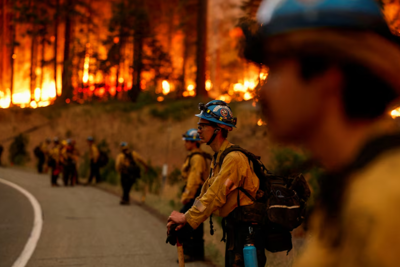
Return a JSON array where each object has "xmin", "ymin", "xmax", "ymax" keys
[
  {"xmin": 121, "ymin": 151, "xmax": 141, "ymax": 178},
  {"xmin": 219, "ymin": 145, "xmax": 311, "ymax": 253},
  {"xmin": 97, "ymin": 150, "xmax": 109, "ymax": 168}
]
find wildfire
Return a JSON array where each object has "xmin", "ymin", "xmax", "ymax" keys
[{"xmin": 183, "ymin": 84, "xmax": 196, "ymax": 97}]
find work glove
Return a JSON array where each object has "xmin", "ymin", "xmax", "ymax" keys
[{"xmin": 166, "ymin": 223, "xmax": 194, "ymax": 246}]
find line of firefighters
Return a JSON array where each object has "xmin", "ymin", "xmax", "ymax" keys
[{"xmin": 34, "ymin": 136, "xmax": 149, "ymax": 205}]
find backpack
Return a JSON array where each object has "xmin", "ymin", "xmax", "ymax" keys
[
  {"xmin": 97, "ymin": 150, "xmax": 109, "ymax": 168},
  {"xmin": 34, "ymin": 146, "xmax": 44, "ymax": 158},
  {"xmin": 219, "ymin": 145, "xmax": 311, "ymax": 253},
  {"xmin": 121, "ymin": 151, "xmax": 141, "ymax": 179}
]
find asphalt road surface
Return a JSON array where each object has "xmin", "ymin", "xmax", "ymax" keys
[{"xmin": 0, "ymin": 167, "xmax": 212, "ymax": 267}]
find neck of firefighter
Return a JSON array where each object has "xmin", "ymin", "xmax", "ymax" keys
[
  {"xmin": 305, "ymin": 94, "xmax": 385, "ymax": 172},
  {"xmin": 209, "ymin": 133, "xmax": 225, "ymax": 153}
]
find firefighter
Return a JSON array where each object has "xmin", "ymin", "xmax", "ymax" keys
[
  {"xmin": 243, "ymin": 0, "xmax": 400, "ymax": 266},
  {"xmin": 179, "ymin": 128, "xmax": 209, "ymax": 261},
  {"xmin": 167, "ymin": 100, "xmax": 265, "ymax": 267},
  {"xmin": 48, "ymin": 137, "xmax": 61, "ymax": 186},
  {"xmin": 61, "ymin": 139, "xmax": 80, "ymax": 186},
  {"xmin": 86, "ymin": 136, "xmax": 100, "ymax": 185},
  {"xmin": 115, "ymin": 142, "xmax": 148, "ymax": 205},
  {"xmin": 34, "ymin": 139, "xmax": 49, "ymax": 173}
]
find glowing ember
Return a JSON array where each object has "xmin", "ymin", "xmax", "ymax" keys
[
  {"xmin": 187, "ymin": 84, "xmax": 194, "ymax": 91},
  {"xmin": 206, "ymin": 80, "xmax": 212, "ymax": 91},
  {"xmin": 391, "ymin": 108, "xmax": 400, "ymax": 119},
  {"xmin": 162, "ymin": 80, "xmax": 170, "ymax": 95},
  {"xmin": 118, "ymin": 77, "xmax": 124, "ymax": 84},
  {"xmin": 257, "ymin": 119, "xmax": 266, "ymax": 126},
  {"xmin": 157, "ymin": 96, "xmax": 165, "ymax": 102},
  {"xmin": 30, "ymin": 101, "xmax": 38, "ymax": 109},
  {"xmin": 218, "ymin": 94, "xmax": 232, "ymax": 103}
]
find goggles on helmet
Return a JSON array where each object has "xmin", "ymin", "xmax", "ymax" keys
[{"xmin": 198, "ymin": 102, "xmax": 237, "ymax": 126}]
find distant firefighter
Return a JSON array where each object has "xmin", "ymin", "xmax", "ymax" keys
[
  {"xmin": 48, "ymin": 137, "xmax": 61, "ymax": 186},
  {"xmin": 86, "ymin": 136, "xmax": 101, "ymax": 185},
  {"xmin": 115, "ymin": 142, "xmax": 148, "ymax": 205},
  {"xmin": 34, "ymin": 138, "xmax": 51, "ymax": 173},
  {"xmin": 61, "ymin": 139, "xmax": 80, "ymax": 186}
]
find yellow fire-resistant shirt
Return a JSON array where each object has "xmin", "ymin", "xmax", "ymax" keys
[
  {"xmin": 115, "ymin": 151, "xmax": 147, "ymax": 173},
  {"xmin": 180, "ymin": 148, "xmax": 208, "ymax": 203},
  {"xmin": 50, "ymin": 145, "xmax": 61, "ymax": 163},
  {"xmin": 295, "ymin": 147, "xmax": 400, "ymax": 267},
  {"xmin": 89, "ymin": 144, "xmax": 99, "ymax": 163},
  {"xmin": 185, "ymin": 140, "xmax": 259, "ymax": 230}
]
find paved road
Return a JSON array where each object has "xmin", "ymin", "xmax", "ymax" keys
[{"xmin": 0, "ymin": 167, "xmax": 212, "ymax": 267}]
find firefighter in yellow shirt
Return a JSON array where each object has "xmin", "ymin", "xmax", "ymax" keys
[
  {"xmin": 243, "ymin": 1, "xmax": 400, "ymax": 267},
  {"xmin": 115, "ymin": 142, "xmax": 148, "ymax": 205},
  {"xmin": 167, "ymin": 100, "xmax": 265, "ymax": 267},
  {"xmin": 86, "ymin": 136, "xmax": 100, "ymax": 185},
  {"xmin": 179, "ymin": 128, "xmax": 209, "ymax": 261},
  {"xmin": 61, "ymin": 139, "xmax": 80, "ymax": 186}
]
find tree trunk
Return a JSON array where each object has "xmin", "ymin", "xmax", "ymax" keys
[
  {"xmin": 178, "ymin": 33, "xmax": 188, "ymax": 98},
  {"xmin": 40, "ymin": 34, "xmax": 45, "ymax": 95},
  {"xmin": 30, "ymin": 29, "xmax": 37, "ymax": 101},
  {"xmin": 10, "ymin": 9, "xmax": 16, "ymax": 105},
  {"xmin": 130, "ymin": 32, "xmax": 143, "ymax": 102},
  {"xmin": 53, "ymin": 0, "xmax": 59, "ymax": 99},
  {"xmin": 195, "ymin": 0, "xmax": 207, "ymax": 97},
  {"xmin": 58, "ymin": 0, "xmax": 73, "ymax": 104}
]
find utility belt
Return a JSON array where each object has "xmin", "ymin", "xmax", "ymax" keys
[{"xmin": 215, "ymin": 203, "xmax": 266, "ymax": 243}]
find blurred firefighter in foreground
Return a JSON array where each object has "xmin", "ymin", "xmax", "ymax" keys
[
  {"xmin": 167, "ymin": 100, "xmax": 266, "ymax": 266},
  {"xmin": 61, "ymin": 139, "xmax": 80, "ymax": 186},
  {"xmin": 115, "ymin": 142, "xmax": 148, "ymax": 205},
  {"xmin": 86, "ymin": 136, "xmax": 101, "ymax": 185},
  {"xmin": 48, "ymin": 137, "xmax": 61, "ymax": 186},
  {"xmin": 243, "ymin": 0, "xmax": 400, "ymax": 266},
  {"xmin": 34, "ymin": 138, "xmax": 50, "ymax": 173},
  {"xmin": 179, "ymin": 129, "xmax": 210, "ymax": 261}
]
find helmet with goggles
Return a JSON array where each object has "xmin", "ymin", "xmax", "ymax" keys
[
  {"xmin": 195, "ymin": 100, "xmax": 237, "ymax": 129},
  {"xmin": 182, "ymin": 129, "xmax": 201, "ymax": 141}
]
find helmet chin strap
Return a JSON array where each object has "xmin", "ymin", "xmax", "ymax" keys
[{"xmin": 207, "ymin": 128, "xmax": 220, "ymax": 145}]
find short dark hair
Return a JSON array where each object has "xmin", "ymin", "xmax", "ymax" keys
[
  {"xmin": 298, "ymin": 55, "xmax": 397, "ymax": 120},
  {"xmin": 191, "ymin": 141, "xmax": 200, "ymax": 148}
]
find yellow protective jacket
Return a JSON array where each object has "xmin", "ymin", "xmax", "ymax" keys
[
  {"xmin": 89, "ymin": 144, "xmax": 99, "ymax": 163},
  {"xmin": 295, "ymin": 145, "xmax": 400, "ymax": 267},
  {"xmin": 49, "ymin": 145, "xmax": 61, "ymax": 164},
  {"xmin": 185, "ymin": 140, "xmax": 259, "ymax": 230},
  {"xmin": 180, "ymin": 148, "xmax": 208, "ymax": 203},
  {"xmin": 115, "ymin": 151, "xmax": 147, "ymax": 173}
]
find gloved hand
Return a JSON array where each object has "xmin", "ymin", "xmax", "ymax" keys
[
  {"xmin": 166, "ymin": 224, "xmax": 178, "ymax": 246},
  {"xmin": 166, "ymin": 223, "xmax": 194, "ymax": 246}
]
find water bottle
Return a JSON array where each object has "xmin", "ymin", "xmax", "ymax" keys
[{"xmin": 243, "ymin": 226, "xmax": 258, "ymax": 267}]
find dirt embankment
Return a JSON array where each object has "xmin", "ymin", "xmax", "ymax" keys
[{"xmin": 0, "ymin": 100, "xmax": 270, "ymax": 171}]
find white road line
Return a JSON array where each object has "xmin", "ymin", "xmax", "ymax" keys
[{"xmin": 0, "ymin": 178, "xmax": 43, "ymax": 267}]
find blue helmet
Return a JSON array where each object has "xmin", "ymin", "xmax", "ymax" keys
[
  {"xmin": 244, "ymin": 0, "xmax": 398, "ymax": 64},
  {"xmin": 182, "ymin": 129, "xmax": 201, "ymax": 141},
  {"xmin": 195, "ymin": 100, "xmax": 237, "ymax": 128}
]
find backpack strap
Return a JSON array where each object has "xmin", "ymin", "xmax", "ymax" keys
[{"xmin": 219, "ymin": 145, "xmax": 262, "ymax": 206}]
